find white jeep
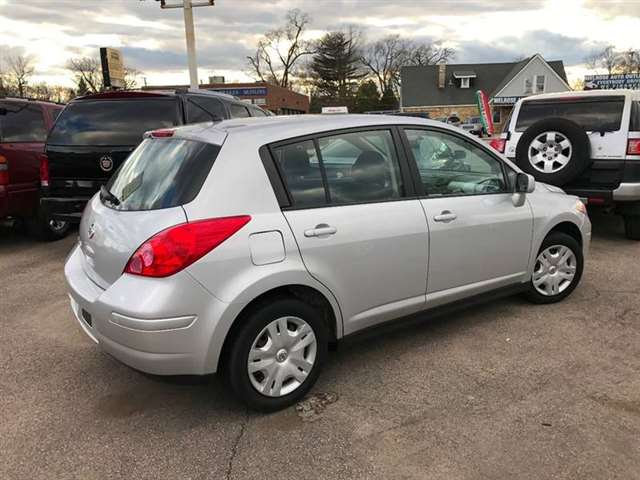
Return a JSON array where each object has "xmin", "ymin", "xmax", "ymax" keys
[{"xmin": 493, "ymin": 89, "xmax": 640, "ymax": 240}]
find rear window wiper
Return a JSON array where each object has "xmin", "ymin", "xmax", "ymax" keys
[{"xmin": 100, "ymin": 185, "xmax": 120, "ymax": 206}]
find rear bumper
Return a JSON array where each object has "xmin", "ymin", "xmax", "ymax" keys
[
  {"xmin": 41, "ymin": 196, "xmax": 91, "ymax": 222},
  {"xmin": 612, "ymin": 183, "xmax": 640, "ymax": 202},
  {"xmin": 64, "ymin": 244, "xmax": 238, "ymax": 375},
  {"xmin": 0, "ymin": 186, "xmax": 7, "ymax": 218}
]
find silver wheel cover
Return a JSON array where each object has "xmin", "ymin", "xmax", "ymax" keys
[
  {"xmin": 532, "ymin": 245, "xmax": 577, "ymax": 296},
  {"xmin": 247, "ymin": 316, "xmax": 317, "ymax": 397},
  {"xmin": 528, "ymin": 131, "xmax": 573, "ymax": 174}
]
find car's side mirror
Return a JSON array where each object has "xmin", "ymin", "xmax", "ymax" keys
[{"xmin": 516, "ymin": 172, "xmax": 536, "ymax": 194}]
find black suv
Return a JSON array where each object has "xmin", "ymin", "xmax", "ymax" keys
[{"xmin": 42, "ymin": 89, "xmax": 269, "ymax": 222}]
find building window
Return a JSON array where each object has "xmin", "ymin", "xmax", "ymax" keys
[
  {"xmin": 460, "ymin": 77, "xmax": 470, "ymax": 89},
  {"xmin": 535, "ymin": 75, "xmax": 546, "ymax": 93},
  {"xmin": 492, "ymin": 109, "xmax": 501, "ymax": 124},
  {"xmin": 524, "ymin": 77, "xmax": 533, "ymax": 95}
]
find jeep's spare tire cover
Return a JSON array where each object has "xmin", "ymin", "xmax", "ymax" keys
[{"xmin": 515, "ymin": 118, "xmax": 590, "ymax": 186}]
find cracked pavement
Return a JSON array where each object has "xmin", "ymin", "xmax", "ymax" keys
[{"xmin": 1, "ymin": 211, "xmax": 639, "ymax": 479}]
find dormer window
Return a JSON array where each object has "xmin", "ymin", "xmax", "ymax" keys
[{"xmin": 453, "ymin": 71, "xmax": 476, "ymax": 89}]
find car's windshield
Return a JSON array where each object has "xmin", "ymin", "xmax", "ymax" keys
[{"xmin": 48, "ymin": 98, "xmax": 179, "ymax": 146}]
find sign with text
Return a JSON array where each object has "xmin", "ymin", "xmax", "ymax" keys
[
  {"xmin": 492, "ymin": 96, "xmax": 525, "ymax": 105},
  {"xmin": 584, "ymin": 73, "xmax": 640, "ymax": 90},
  {"xmin": 208, "ymin": 87, "xmax": 268, "ymax": 97},
  {"xmin": 100, "ymin": 47, "xmax": 125, "ymax": 89}
]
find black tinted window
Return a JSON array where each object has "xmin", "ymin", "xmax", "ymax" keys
[
  {"xmin": 631, "ymin": 102, "xmax": 640, "ymax": 132},
  {"xmin": 106, "ymin": 138, "xmax": 219, "ymax": 211},
  {"xmin": 186, "ymin": 96, "xmax": 226, "ymax": 123},
  {"xmin": 0, "ymin": 102, "xmax": 46, "ymax": 142},
  {"xmin": 272, "ymin": 140, "xmax": 326, "ymax": 207},
  {"xmin": 516, "ymin": 97, "xmax": 625, "ymax": 132},
  {"xmin": 48, "ymin": 99, "xmax": 179, "ymax": 146},
  {"xmin": 229, "ymin": 103, "xmax": 250, "ymax": 118}
]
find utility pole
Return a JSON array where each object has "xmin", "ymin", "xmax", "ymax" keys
[{"xmin": 156, "ymin": 0, "xmax": 214, "ymax": 89}]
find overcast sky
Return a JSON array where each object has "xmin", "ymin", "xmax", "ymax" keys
[{"xmin": 0, "ymin": 0, "xmax": 639, "ymax": 89}]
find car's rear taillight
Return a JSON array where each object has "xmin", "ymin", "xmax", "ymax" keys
[
  {"xmin": 39, "ymin": 154, "xmax": 50, "ymax": 187},
  {"xmin": 0, "ymin": 155, "xmax": 8, "ymax": 186},
  {"xmin": 124, "ymin": 216, "xmax": 251, "ymax": 278},
  {"xmin": 627, "ymin": 138, "xmax": 640, "ymax": 156},
  {"xmin": 150, "ymin": 128, "xmax": 175, "ymax": 138},
  {"xmin": 489, "ymin": 138, "xmax": 506, "ymax": 153}
]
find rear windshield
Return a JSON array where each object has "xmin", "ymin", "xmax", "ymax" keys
[
  {"xmin": 0, "ymin": 101, "xmax": 47, "ymax": 142},
  {"xmin": 515, "ymin": 96, "xmax": 625, "ymax": 133},
  {"xmin": 105, "ymin": 137, "xmax": 219, "ymax": 211},
  {"xmin": 48, "ymin": 98, "xmax": 179, "ymax": 146}
]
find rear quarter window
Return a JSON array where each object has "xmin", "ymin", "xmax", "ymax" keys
[
  {"xmin": 515, "ymin": 96, "xmax": 625, "ymax": 133},
  {"xmin": 631, "ymin": 101, "xmax": 640, "ymax": 132},
  {"xmin": 105, "ymin": 137, "xmax": 219, "ymax": 211}
]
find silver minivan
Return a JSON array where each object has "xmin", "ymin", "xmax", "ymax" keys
[{"xmin": 65, "ymin": 115, "xmax": 591, "ymax": 411}]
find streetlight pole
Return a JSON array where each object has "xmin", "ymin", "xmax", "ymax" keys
[{"xmin": 156, "ymin": 0, "xmax": 214, "ymax": 89}]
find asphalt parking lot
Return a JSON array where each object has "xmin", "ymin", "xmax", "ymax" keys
[{"xmin": 1, "ymin": 212, "xmax": 639, "ymax": 480}]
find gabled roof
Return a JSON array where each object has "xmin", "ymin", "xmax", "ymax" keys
[{"xmin": 401, "ymin": 55, "xmax": 568, "ymax": 108}]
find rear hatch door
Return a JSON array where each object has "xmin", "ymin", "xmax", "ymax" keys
[{"xmin": 78, "ymin": 135, "xmax": 221, "ymax": 288}]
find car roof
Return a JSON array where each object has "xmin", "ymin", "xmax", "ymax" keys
[
  {"xmin": 172, "ymin": 114, "xmax": 463, "ymax": 146},
  {"xmin": 521, "ymin": 89, "xmax": 636, "ymax": 103},
  {"xmin": 0, "ymin": 96, "xmax": 65, "ymax": 107},
  {"xmin": 74, "ymin": 88, "xmax": 238, "ymax": 102}
]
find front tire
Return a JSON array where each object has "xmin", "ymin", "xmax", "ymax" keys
[
  {"xmin": 226, "ymin": 297, "xmax": 328, "ymax": 412},
  {"xmin": 624, "ymin": 215, "xmax": 640, "ymax": 240},
  {"xmin": 525, "ymin": 232, "xmax": 583, "ymax": 304}
]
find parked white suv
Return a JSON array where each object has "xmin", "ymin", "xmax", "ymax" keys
[
  {"xmin": 492, "ymin": 89, "xmax": 640, "ymax": 239},
  {"xmin": 65, "ymin": 115, "xmax": 590, "ymax": 411}
]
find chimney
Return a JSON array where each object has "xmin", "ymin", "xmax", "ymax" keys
[{"xmin": 438, "ymin": 64, "xmax": 446, "ymax": 89}]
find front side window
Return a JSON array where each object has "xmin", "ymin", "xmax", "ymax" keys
[
  {"xmin": 405, "ymin": 129, "xmax": 507, "ymax": 196},
  {"xmin": 0, "ymin": 102, "xmax": 46, "ymax": 142},
  {"xmin": 318, "ymin": 130, "xmax": 403, "ymax": 204},
  {"xmin": 515, "ymin": 96, "xmax": 625, "ymax": 132}
]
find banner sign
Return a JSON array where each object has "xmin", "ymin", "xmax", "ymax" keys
[
  {"xmin": 584, "ymin": 74, "xmax": 640, "ymax": 90},
  {"xmin": 100, "ymin": 47, "xmax": 125, "ymax": 89},
  {"xmin": 475, "ymin": 90, "xmax": 494, "ymax": 136},
  {"xmin": 492, "ymin": 95, "xmax": 525, "ymax": 105},
  {"xmin": 208, "ymin": 87, "xmax": 267, "ymax": 97}
]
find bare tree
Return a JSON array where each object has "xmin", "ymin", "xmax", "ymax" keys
[
  {"xmin": 586, "ymin": 46, "xmax": 621, "ymax": 74},
  {"xmin": 7, "ymin": 54, "xmax": 35, "ymax": 98},
  {"xmin": 619, "ymin": 49, "xmax": 640, "ymax": 74},
  {"xmin": 360, "ymin": 35, "xmax": 407, "ymax": 96},
  {"xmin": 123, "ymin": 67, "xmax": 141, "ymax": 89},
  {"xmin": 246, "ymin": 9, "xmax": 314, "ymax": 89},
  {"xmin": 404, "ymin": 42, "xmax": 455, "ymax": 67},
  {"xmin": 66, "ymin": 57, "xmax": 103, "ymax": 93}
]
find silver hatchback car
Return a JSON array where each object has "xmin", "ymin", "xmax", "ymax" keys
[{"xmin": 65, "ymin": 115, "xmax": 591, "ymax": 411}]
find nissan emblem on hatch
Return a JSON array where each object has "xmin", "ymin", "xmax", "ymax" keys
[{"xmin": 99, "ymin": 155, "xmax": 113, "ymax": 172}]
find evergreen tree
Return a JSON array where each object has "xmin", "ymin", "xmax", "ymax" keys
[
  {"xmin": 76, "ymin": 77, "xmax": 89, "ymax": 96},
  {"xmin": 353, "ymin": 80, "xmax": 381, "ymax": 113},
  {"xmin": 310, "ymin": 30, "xmax": 364, "ymax": 104},
  {"xmin": 379, "ymin": 86, "xmax": 399, "ymax": 111}
]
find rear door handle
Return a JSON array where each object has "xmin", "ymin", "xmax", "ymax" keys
[
  {"xmin": 304, "ymin": 224, "xmax": 337, "ymax": 238},
  {"xmin": 433, "ymin": 211, "xmax": 457, "ymax": 223}
]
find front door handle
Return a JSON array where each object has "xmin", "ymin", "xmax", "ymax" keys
[
  {"xmin": 304, "ymin": 224, "xmax": 337, "ymax": 238},
  {"xmin": 433, "ymin": 210, "xmax": 457, "ymax": 223}
]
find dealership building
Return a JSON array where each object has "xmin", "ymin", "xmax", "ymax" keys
[
  {"xmin": 400, "ymin": 54, "xmax": 570, "ymax": 131},
  {"xmin": 145, "ymin": 81, "xmax": 309, "ymax": 115}
]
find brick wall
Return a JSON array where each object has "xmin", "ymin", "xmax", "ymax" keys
[{"xmin": 403, "ymin": 105, "xmax": 479, "ymax": 121}]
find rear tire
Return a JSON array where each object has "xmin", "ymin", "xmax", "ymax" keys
[
  {"xmin": 225, "ymin": 297, "xmax": 328, "ymax": 412},
  {"xmin": 624, "ymin": 215, "xmax": 640, "ymax": 240},
  {"xmin": 524, "ymin": 232, "xmax": 583, "ymax": 304},
  {"xmin": 26, "ymin": 207, "xmax": 70, "ymax": 241}
]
